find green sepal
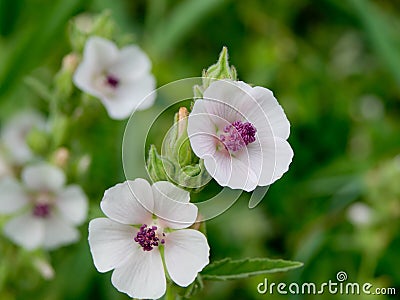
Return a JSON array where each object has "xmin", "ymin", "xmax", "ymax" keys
[
  {"xmin": 147, "ymin": 144, "xmax": 174, "ymax": 182},
  {"xmin": 194, "ymin": 46, "xmax": 238, "ymax": 99}
]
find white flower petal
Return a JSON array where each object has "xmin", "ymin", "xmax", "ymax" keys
[
  {"xmin": 108, "ymin": 45, "xmax": 152, "ymax": 80},
  {"xmin": 0, "ymin": 177, "xmax": 28, "ymax": 214},
  {"xmin": 1, "ymin": 111, "xmax": 46, "ymax": 164},
  {"xmin": 82, "ymin": 36, "xmax": 119, "ymax": 74},
  {"xmin": 88, "ymin": 218, "xmax": 137, "ymax": 272},
  {"xmin": 202, "ymin": 80, "xmax": 250, "ymax": 122},
  {"xmin": 22, "ymin": 163, "xmax": 65, "ymax": 192},
  {"xmin": 0, "ymin": 153, "xmax": 11, "ymax": 178},
  {"xmin": 4, "ymin": 212, "xmax": 45, "ymax": 250},
  {"xmin": 42, "ymin": 216, "xmax": 79, "ymax": 250},
  {"xmin": 152, "ymin": 182, "xmax": 197, "ymax": 229},
  {"xmin": 187, "ymin": 102, "xmax": 220, "ymax": 158},
  {"xmin": 73, "ymin": 36, "xmax": 119, "ymax": 98},
  {"xmin": 164, "ymin": 229, "xmax": 209, "ymax": 287},
  {"xmin": 247, "ymin": 86, "xmax": 290, "ymax": 140},
  {"xmin": 85, "ymin": 36, "xmax": 119, "ymax": 67},
  {"xmin": 203, "ymin": 150, "xmax": 259, "ymax": 192},
  {"xmin": 118, "ymin": 74, "xmax": 157, "ymax": 111},
  {"xmin": 101, "ymin": 74, "xmax": 156, "ymax": 120},
  {"xmin": 152, "ymin": 181, "xmax": 190, "ymax": 203},
  {"xmin": 100, "ymin": 179, "xmax": 153, "ymax": 225},
  {"xmin": 240, "ymin": 137, "xmax": 293, "ymax": 186},
  {"xmin": 111, "ymin": 247, "xmax": 166, "ymax": 299},
  {"xmin": 56, "ymin": 185, "xmax": 88, "ymax": 225},
  {"xmin": 73, "ymin": 65, "xmax": 102, "ymax": 99}
]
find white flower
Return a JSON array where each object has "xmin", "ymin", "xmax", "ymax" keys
[
  {"xmin": 73, "ymin": 36, "xmax": 156, "ymax": 119},
  {"xmin": 0, "ymin": 152, "xmax": 11, "ymax": 179},
  {"xmin": 187, "ymin": 79, "xmax": 293, "ymax": 192},
  {"xmin": 0, "ymin": 163, "xmax": 88, "ymax": 250},
  {"xmin": 1, "ymin": 111, "xmax": 46, "ymax": 164},
  {"xmin": 88, "ymin": 179, "xmax": 209, "ymax": 299}
]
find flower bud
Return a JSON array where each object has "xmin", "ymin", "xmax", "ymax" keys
[
  {"xmin": 55, "ymin": 53, "xmax": 79, "ymax": 99},
  {"xmin": 26, "ymin": 128, "xmax": 49, "ymax": 156},
  {"xmin": 51, "ymin": 115, "xmax": 69, "ymax": 148},
  {"xmin": 177, "ymin": 160, "xmax": 211, "ymax": 192},
  {"xmin": 68, "ymin": 11, "xmax": 116, "ymax": 52},
  {"xmin": 33, "ymin": 258, "xmax": 54, "ymax": 280},
  {"xmin": 193, "ymin": 46, "xmax": 237, "ymax": 98},
  {"xmin": 77, "ymin": 154, "xmax": 91, "ymax": 175},
  {"xmin": 52, "ymin": 147, "xmax": 70, "ymax": 168},
  {"xmin": 147, "ymin": 144, "xmax": 174, "ymax": 182},
  {"xmin": 162, "ymin": 107, "xmax": 195, "ymax": 167}
]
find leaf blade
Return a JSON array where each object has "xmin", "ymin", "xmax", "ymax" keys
[{"xmin": 201, "ymin": 257, "xmax": 303, "ymax": 281}]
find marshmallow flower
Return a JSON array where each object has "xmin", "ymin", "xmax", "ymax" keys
[
  {"xmin": 88, "ymin": 179, "xmax": 209, "ymax": 299},
  {"xmin": 187, "ymin": 79, "xmax": 293, "ymax": 192},
  {"xmin": 73, "ymin": 36, "xmax": 156, "ymax": 119},
  {"xmin": 0, "ymin": 163, "xmax": 88, "ymax": 250},
  {"xmin": 1, "ymin": 111, "xmax": 46, "ymax": 164},
  {"xmin": 0, "ymin": 152, "xmax": 11, "ymax": 179}
]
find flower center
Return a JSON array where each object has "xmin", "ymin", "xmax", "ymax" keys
[
  {"xmin": 33, "ymin": 203, "xmax": 51, "ymax": 218},
  {"xmin": 220, "ymin": 120, "xmax": 257, "ymax": 152},
  {"xmin": 105, "ymin": 74, "xmax": 119, "ymax": 89},
  {"xmin": 32, "ymin": 192, "xmax": 53, "ymax": 218},
  {"xmin": 134, "ymin": 224, "xmax": 166, "ymax": 251}
]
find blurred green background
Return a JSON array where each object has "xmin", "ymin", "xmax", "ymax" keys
[{"xmin": 0, "ymin": 0, "xmax": 399, "ymax": 299}]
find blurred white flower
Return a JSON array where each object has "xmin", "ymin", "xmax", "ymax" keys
[
  {"xmin": 1, "ymin": 111, "xmax": 46, "ymax": 164},
  {"xmin": 0, "ymin": 152, "xmax": 11, "ymax": 178},
  {"xmin": 347, "ymin": 202, "xmax": 373, "ymax": 226},
  {"xmin": 88, "ymin": 179, "xmax": 209, "ymax": 299},
  {"xmin": 73, "ymin": 36, "xmax": 156, "ymax": 119},
  {"xmin": 0, "ymin": 163, "xmax": 88, "ymax": 250},
  {"xmin": 187, "ymin": 79, "xmax": 293, "ymax": 192}
]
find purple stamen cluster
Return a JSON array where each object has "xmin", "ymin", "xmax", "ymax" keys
[
  {"xmin": 220, "ymin": 120, "xmax": 257, "ymax": 152},
  {"xmin": 33, "ymin": 203, "xmax": 51, "ymax": 218},
  {"xmin": 106, "ymin": 74, "xmax": 119, "ymax": 88},
  {"xmin": 134, "ymin": 224, "xmax": 165, "ymax": 251}
]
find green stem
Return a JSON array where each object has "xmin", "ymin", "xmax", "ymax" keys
[{"xmin": 165, "ymin": 282, "xmax": 176, "ymax": 300}]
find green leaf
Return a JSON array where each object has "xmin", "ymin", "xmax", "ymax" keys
[{"xmin": 201, "ymin": 258, "xmax": 303, "ymax": 281}]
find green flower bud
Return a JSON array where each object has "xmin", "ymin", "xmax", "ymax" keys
[
  {"xmin": 54, "ymin": 53, "xmax": 79, "ymax": 99},
  {"xmin": 51, "ymin": 115, "xmax": 69, "ymax": 148},
  {"xmin": 147, "ymin": 144, "xmax": 174, "ymax": 182},
  {"xmin": 177, "ymin": 160, "xmax": 211, "ymax": 192},
  {"xmin": 26, "ymin": 128, "xmax": 49, "ymax": 155},
  {"xmin": 162, "ymin": 107, "xmax": 196, "ymax": 167},
  {"xmin": 205, "ymin": 46, "xmax": 235, "ymax": 81},
  {"xmin": 194, "ymin": 46, "xmax": 238, "ymax": 98},
  {"xmin": 68, "ymin": 11, "xmax": 117, "ymax": 52},
  {"xmin": 182, "ymin": 164, "xmax": 201, "ymax": 177}
]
